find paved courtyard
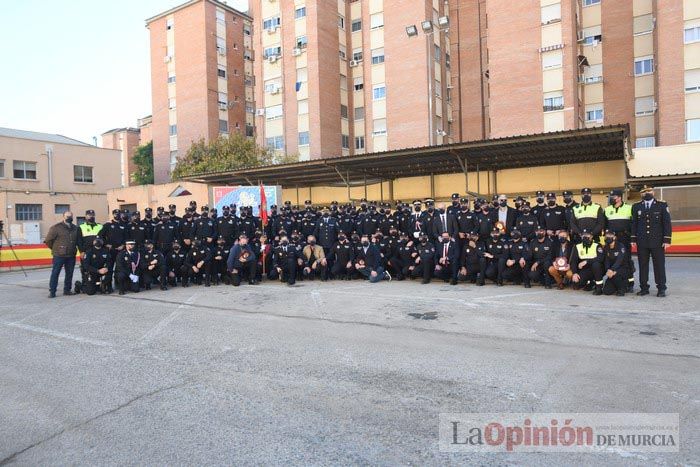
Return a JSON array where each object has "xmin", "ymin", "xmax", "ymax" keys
[{"xmin": 0, "ymin": 258, "xmax": 698, "ymax": 465}]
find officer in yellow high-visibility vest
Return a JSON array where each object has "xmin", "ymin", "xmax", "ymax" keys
[
  {"xmin": 75, "ymin": 209, "xmax": 103, "ymax": 294},
  {"xmin": 570, "ymin": 230, "xmax": 605, "ymax": 295},
  {"xmin": 604, "ymin": 189, "xmax": 635, "ymax": 292},
  {"xmin": 571, "ymin": 187, "xmax": 605, "ymax": 239}
]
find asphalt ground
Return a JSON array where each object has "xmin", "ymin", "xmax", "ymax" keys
[{"xmin": 0, "ymin": 258, "xmax": 698, "ymax": 465}]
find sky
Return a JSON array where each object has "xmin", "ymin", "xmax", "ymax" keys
[{"xmin": 0, "ymin": 0, "xmax": 248, "ymax": 145}]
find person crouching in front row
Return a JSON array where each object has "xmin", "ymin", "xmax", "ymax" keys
[{"xmin": 227, "ymin": 234, "xmax": 258, "ymax": 286}]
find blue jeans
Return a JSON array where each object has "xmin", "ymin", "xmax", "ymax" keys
[
  {"xmin": 358, "ymin": 266, "xmax": 385, "ymax": 283},
  {"xmin": 49, "ymin": 256, "xmax": 76, "ymax": 294}
]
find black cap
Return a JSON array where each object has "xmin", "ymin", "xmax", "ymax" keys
[
  {"xmin": 85, "ymin": 209, "xmax": 95, "ymax": 215},
  {"xmin": 451, "ymin": 193, "xmax": 460, "ymax": 200},
  {"xmin": 609, "ymin": 189, "xmax": 623, "ymax": 197},
  {"xmin": 536, "ymin": 191, "xmax": 545, "ymax": 197},
  {"xmin": 304, "ymin": 200, "xmax": 312, "ymax": 205},
  {"xmin": 270, "ymin": 204, "xmax": 277, "ymax": 209},
  {"xmin": 222, "ymin": 205, "xmax": 230, "ymax": 210},
  {"xmin": 460, "ymin": 197, "xmax": 468, "ymax": 203},
  {"xmin": 546, "ymin": 192, "xmax": 556, "ymax": 198},
  {"xmin": 604, "ymin": 229, "xmax": 616, "ymax": 236},
  {"xmin": 581, "ymin": 187, "xmax": 592, "ymax": 194},
  {"xmin": 157, "ymin": 206, "xmax": 164, "ymax": 212},
  {"xmin": 132, "ymin": 211, "xmax": 140, "ymax": 216},
  {"xmin": 112, "ymin": 209, "xmax": 120, "ymax": 215},
  {"xmin": 145, "ymin": 207, "xmax": 152, "ymax": 212},
  {"xmin": 189, "ymin": 200, "xmax": 197, "ymax": 206},
  {"xmin": 168, "ymin": 204, "xmax": 176, "ymax": 209},
  {"xmin": 144, "ymin": 239, "xmax": 153, "ymax": 245},
  {"xmin": 122, "ymin": 209, "xmax": 130, "ymax": 214},
  {"xmin": 201, "ymin": 205, "xmax": 209, "ymax": 211},
  {"xmin": 563, "ymin": 190, "xmax": 573, "ymax": 196},
  {"xmin": 284, "ymin": 200, "xmax": 292, "ymax": 205}
]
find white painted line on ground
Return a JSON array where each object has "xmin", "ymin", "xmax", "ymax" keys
[
  {"xmin": 473, "ymin": 290, "xmax": 550, "ymax": 301},
  {"xmin": 311, "ymin": 290, "xmax": 325, "ymax": 318},
  {"xmin": 140, "ymin": 293, "xmax": 199, "ymax": 343},
  {"xmin": 0, "ymin": 320, "xmax": 112, "ymax": 347}
]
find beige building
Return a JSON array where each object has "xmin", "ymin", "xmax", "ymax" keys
[
  {"xmin": 101, "ymin": 115, "xmax": 153, "ymax": 187},
  {"xmin": 449, "ymin": 0, "xmax": 700, "ymax": 148},
  {"xmin": 106, "ymin": 181, "xmax": 210, "ymax": 215},
  {"xmin": 0, "ymin": 128, "xmax": 121, "ymax": 244},
  {"xmin": 146, "ymin": 0, "xmax": 254, "ymax": 184},
  {"xmin": 250, "ymin": 0, "xmax": 452, "ymax": 160}
]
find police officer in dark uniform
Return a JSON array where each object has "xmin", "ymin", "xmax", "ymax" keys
[
  {"xmin": 414, "ymin": 233, "xmax": 436, "ymax": 284},
  {"xmin": 515, "ymin": 201, "xmax": 540, "ymax": 241},
  {"xmin": 185, "ymin": 238, "xmax": 213, "ymax": 286},
  {"xmin": 570, "ymin": 230, "xmax": 604, "ymax": 295},
  {"xmin": 528, "ymin": 226, "xmax": 553, "ymax": 288},
  {"xmin": 114, "ymin": 240, "xmax": 142, "ymax": 295},
  {"xmin": 631, "ymin": 185, "xmax": 672, "ymax": 297},
  {"xmin": 271, "ymin": 234, "xmax": 301, "ymax": 285},
  {"xmin": 217, "ymin": 205, "xmax": 238, "ymax": 248},
  {"xmin": 447, "ymin": 193, "xmax": 461, "ymax": 216},
  {"xmin": 143, "ymin": 207, "xmax": 158, "ymax": 241},
  {"xmin": 166, "ymin": 240, "xmax": 187, "ymax": 287},
  {"xmin": 154, "ymin": 211, "xmax": 179, "ymax": 255},
  {"xmin": 128, "ymin": 211, "xmax": 148, "ymax": 250},
  {"xmin": 142, "ymin": 239, "xmax": 167, "ymax": 290},
  {"xmin": 211, "ymin": 236, "xmax": 231, "ymax": 285},
  {"xmin": 531, "ymin": 191, "xmax": 547, "ymax": 220},
  {"xmin": 81, "ymin": 237, "xmax": 112, "ymax": 295},
  {"xmin": 502, "ymin": 229, "xmax": 531, "ymax": 287},
  {"xmin": 478, "ymin": 227, "xmax": 507, "ymax": 286},
  {"xmin": 541, "ymin": 192, "xmax": 568, "ymax": 236},
  {"xmin": 459, "ymin": 231, "xmax": 483, "ymax": 283},
  {"xmin": 602, "ymin": 230, "xmax": 629, "ymax": 296},
  {"xmin": 168, "ymin": 204, "xmax": 181, "ymax": 226}
]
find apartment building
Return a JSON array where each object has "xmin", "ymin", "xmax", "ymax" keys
[
  {"xmin": 0, "ymin": 128, "xmax": 121, "ymax": 243},
  {"xmin": 146, "ymin": 0, "xmax": 254, "ymax": 183},
  {"xmin": 101, "ymin": 116, "xmax": 153, "ymax": 187},
  {"xmin": 250, "ymin": 0, "xmax": 452, "ymax": 161},
  {"xmin": 449, "ymin": 0, "xmax": 700, "ymax": 148}
]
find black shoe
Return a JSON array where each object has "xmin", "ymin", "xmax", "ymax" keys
[
  {"xmin": 476, "ymin": 281, "xmax": 485, "ymax": 286},
  {"xmin": 421, "ymin": 279, "xmax": 430, "ymax": 284},
  {"xmin": 63, "ymin": 290, "xmax": 74, "ymax": 296},
  {"xmin": 637, "ymin": 289, "xmax": 649, "ymax": 296},
  {"xmin": 657, "ymin": 290, "xmax": 666, "ymax": 297},
  {"xmin": 593, "ymin": 286, "xmax": 603, "ymax": 296},
  {"xmin": 205, "ymin": 282, "xmax": 211, "ymax": 287},
  {"xmin": 119, "ymin": 290, "xmax": 125, "ymax": 295},
  {"xmin": 544, "ymin": 284, "xmax": 552, "ymax": 289},
  {"xmin": 450, "ymin": 279, "xmax": 458, "ymax": 285},
  {"xmin": 48, "ymin": 292, "xmax": 56, "ymax": 298},
  {"xmin": 583, "ymin": 283, "xmax": 594, "ymax": 292},
  {"xmin": 627, "ymin": 283, "xmax": 635, "ymax": 293},
  {"xmin": 524, "ymin": 283, "xmax": 531, "ymax": 288},
  {"xmin": 616, "ymin": 291, "xmax": 625, "ymax": 297},
  {"xmin": 496, "ymin": 281, "xmax": 503, "ymax": 287},
  {"xmin": 160, "ymin": 285, "xmax": 168, "ymax": 291},
  {"xmin": 145, "ymin": 285, "xmax": 151, "ymax": 291}
]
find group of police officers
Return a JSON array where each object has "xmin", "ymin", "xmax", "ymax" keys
[{"xmin": 72, "ymin": 185, "xmax": 672, "ymax": 297}]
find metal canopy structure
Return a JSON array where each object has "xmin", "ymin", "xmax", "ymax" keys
[{"xmin": 184, "ymin": 125, "xmax": 630, "ymax": 191}]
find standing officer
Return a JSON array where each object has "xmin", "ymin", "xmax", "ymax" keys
[
  {"xmin": 76, "ymin": 209, "xmax": 102, "ymax": 291},
  {"xmin": 217, "ymin": 205, "xmax": 238, "ymax": 248},
  {"xmin": 541, "ymin": 192, "xmax": 568, "ymax": 236},
  {"xmin": 571, "ymin": 188, "xmax": 605, "ymax": 238},
  {"xmin": 631, "ymin": 186, "xmax": 672, "ymax": 297},
  {"xmin": 314, "ymin": 207, "xmax": 338, "ymax": 257},
  {"xmin": 604, "ymin": 189, "xmax": 635, "ymax": 292}
]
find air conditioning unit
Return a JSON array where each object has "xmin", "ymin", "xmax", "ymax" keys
[
  {"xmin": 271, "ymin": 86, "xmax": 281, "ymax": 94},
  {"xmin": 576, "ymin": 30, "xmax": 585, "ymax": 42},
  {"xmin": 292, "ymin": 48, "xmax": 302, "ymax": 56},
  {"xmin": 219, "ymin": 102, "xmax": 228, "ymax": 110},
  {"xmin": 256, "ymin": 108, "xmax": 266, "ymax": 116},
  {"xmin": 349, "ymin": 59, "xmax": 359, "ymax": 67},
  {"xmin": 447, "ymin": 116, "xmax": 454, "ymax": 123},
  {"xmin": 218, "ymin": 47, "xmax": 227, "ymax": 55},
  {"xmin": 577, "ymin": 74, "xmax": 586, "ymax": 84},
  {"xmin": 267, "ymin": 26, "xmax": 278, "ymax": 34},
  {"xmin": 268, "ymin": 55, "xmax": 279, "ymax": 63},
  {"xmin": 164, "ymin": 55, "xmax": 173, "ymax": 63}
]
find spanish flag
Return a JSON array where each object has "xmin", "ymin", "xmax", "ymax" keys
[{"xmin": 259, "ymin": 183, "xmax": 268, "ymax": 227}]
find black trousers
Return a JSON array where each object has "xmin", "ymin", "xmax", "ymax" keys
[
  {"xmin": 637, "ymin": 246, "xmax": 666, "ymax": 291},
  {"xmin": 232, "ymin": 261, "xmax": 257, "ymax": 285},
  {"xmin": 460, "ymin": 262, "xmax": 481, "ymax": 282},
  {"xmin": 330, "ymin": 260, "xmax": 354, "ymax": 279},
  {"xmin": 434, "ymin": 260, "xmax": 458, "ymax": 281},
  {"xmin": 528, "ymin": 262, "xmax": 552, "ymax": 286},
  {"xmin": 412, "ymin": 258, "xmax": 435, "ymax": 282},
  {"xmin": 143, "ymin": 265, "xmax": 167, "ymax": 288},
  {"xmin": 603, "ymin": 269, "xmax": 629, "ymax": 295},
  {"xmin": 385, "ymin": 255, "xmax": 405, "ymax": 278},
  {"xmin": 303, "ymin": 262, "xmax": 327, "ymax": 280},
  {"xmin": 212, "ymin": 259, "xmax": 230, "ymax": 283},
  {"xmin": 574, "ymin": 262, "xmax": 603, "ymax": 288},
  {"xmin": 502, "ymin": 262, "xmax": 530, "ymax": 285},
  {"xmin": 271, "ymin": 259, "xmax": 297, "ymax": 285},
  {"xmin": 83, "ymin": 272, "xmax": 113, "ymax": 295},
  {"xmin": 187, "ymin": 262, "xmax": 213, "ymax": 285},
  {"xmin": 167, "ymin": 266, "xmax": 187, "ymax": 285},
  {"xmin": 479, "ymin": 257, "xmax": 505, "ymax": 283},
  {"xmin": 116, "ymin": 271, "xmax": 140, "ymax": 293}
]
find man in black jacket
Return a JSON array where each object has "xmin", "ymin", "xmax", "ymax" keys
[
  {"xmin": 142, "ymin": 239, "xmax": 167, "ymax": 290},
  {"xmin": 166, "ymin": 241, "xmax": 188, "ymax": 287},
  {"xmin": 602, "ymin": 230, "xmax": 629, "ymax": 296},
  {"xmin": 434, "ymin": 231, "xmax": 459, "ymax": 285},
  {"xmin": 185, "ymin": 238, "xmax": 212, "ymax": 286},
  {"xmin": 81, "ymin": 237, "xmax": 112, "ymax": 295},
  {"xmin": 114, "ymin": 240, "xmax": 142, "ymax": 295},
  {"xmin": 330, "ymin": 232, "xmax": 355, "ymax": 280},
  {"xmin": 271, "ymin": 234, "xmax": 302, "ymax": 285},
  {"xmin": 355, "ymin": 234, "xmax": 390, "ymax": 283}
]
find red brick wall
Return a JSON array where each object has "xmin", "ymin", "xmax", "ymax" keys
[{"xmin": 656, "ymin": 0, "xmax": 685, "ymax": 145}]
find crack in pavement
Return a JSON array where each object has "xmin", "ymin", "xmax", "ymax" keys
[{"xmin": 0, "ymin": 382, "xmax": 187, "ymax": 466}]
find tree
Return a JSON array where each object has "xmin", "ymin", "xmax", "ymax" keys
[
  {"xmin": 131, "ymin": 141, "xmax": 154, "ymax": 185},
  {"xmin": 171, "ymin": 134, "xmax": 294, "ymax": 180}
]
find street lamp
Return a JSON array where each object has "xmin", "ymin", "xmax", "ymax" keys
[
  {"xmin": 437, "ymin": 16, "xmax": 449, "ymax": 29},
  {"xmin": 405, "ymin": 25, "xmax": 418, "ymax": 37},
  {"xmin": 421, "ymin": 20, "xmax": 434, "ymax": 34}
]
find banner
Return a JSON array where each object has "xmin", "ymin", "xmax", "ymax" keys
[{"xmin": 212, "ymin": 185, "xmax": 281, "ymax": 217}]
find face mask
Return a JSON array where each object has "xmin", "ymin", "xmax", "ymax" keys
[
  {"xmin": 93, "ymin": 240, "xmax": 104, "ymax": 249},
  {"xmin": 415, "ymin": 207, "xmax": 421, "ymax": 212},
  {"xmin": 643, "ymin": 193, "xmax": 654, "ymax": 201},
  {"xmin": 547, "ymin": 200, "xmax": 556, "ymax": 207},
  {"xmin": 428, "ymin": 207, "xmax": 434, "ymax": 213},
  {"xmin": 511, "ymin": 233, "xmax": 521, "ymax": 240},
  {"xmin": 170, "ymin": 210, "xmax": 175, "ymax": 215},
  {"xmin": 564, "ymin": 197, "xmax": 573, "ymax": 204},
  {"xmin": 582, "ymin": 239, "xmax": 593, "ymax": 247},
  {"xmin": 461, "ymin": 205, "xmax": 469, "ymax": 211},
  {"xmin": 224, "ymin": 211, "xmax": 230, "ymax": 217},
  {"xmin": 338, "ymin": 236, "xmax": 346, "ymax": 241},
  {"xmin": 499, "ymin": 200, "xmax": 507, "ymax": 207},
  {"xmin": 361, "ymin": 240, "xmax": 370, "ymax": 247},
  {"xmin": 281, "ymin": 240, "xmax": 289, "ymax": 246},
  {"xmin": 145, "ymin": 214, "xmax": 152, "ymax": 219},
  {"xmin": 147, "ymin": 246, "xmax": 154, "ymax": 251},
  {"xmin": 420, "ymin": 238, "xmax": 428, "ymax": 244},
  {"xmin": 113, "ymin": 214, "xmax": 120, "ymax": 220},
  {"xmin": 536, "ymin": 197, "xmax": 544, "ymax": 204},
  {"xmin": 441, "ymin": 237, "xmax": 449, "ymax": 243},
  {"xmin": 86, "ymin": 216, "xmax": 95, "ymax": 223},
  {"xmin": 604, "ymin": 237, "xmax": 614, "ymax": 245},
  {"xmin": 292, "ymin": 236, "xmax": 300, "ymax": 242},
  {"xmin": 582, "ymin": 194, "xmax": 592, "ymax": 203},
  {"xmin": 438, "ymin": 208, "xmax": 445, "ymax": 214},
  {"xmin": 558, "ymin": 237, "xmax": 568, "ymax": 244},
  {"xmin": 309, "ymin": 240, "xmax": 316, "ymax": 246},
  {"xmin": 452, "ymin": 201, "xmax": 459, "ymax": 206},
  {"xmin": 65, "ymin": 217, "xmax": 74, "ymax": 224},
  {"xmin": 536, "ymin": 232, "xmax": 546, "ymax": 240},
  {"xmin": 120, "ymin": 215, "xmax": 128, "ymax": 222},
  {"xmin": 522, "ymin": 209, "xmax": 531, "ymax": 215},
  {"xmin": 323, "ymin": 213, "xmax": 329, "ymax": 218},
  {"xmin": 482, "ymin": 206, "xmax": 489, "ymax": 212}
]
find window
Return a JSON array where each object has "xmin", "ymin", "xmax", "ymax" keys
[
  {"xmin": 298, "ymin": 99, "xmax": 309, "ymax": 115},
  {"xmin": 167, "ymin": 45, "xmax": 174, "ymax": 57},
  {"xmin": 635, "ymin": 137, "xmax": 656, "ymax": 148},
  {"xmin": 244, "ymin": 25, "xmax": 251, "ymax": 36},
  {"xmin": 685, "ymin": 69, "xmax": 700, "ymax": 92},
  {"xmin": 373, "ymin": 118, "xmax": 387, "ymax": 136},
  {"xmin": 266, "ymin": 135, "xmax": 284, "ymax": 150},
  {"xmin": 73, "ymin": 165, "xmax": 93, "ymax": 183},
  {"xmin": 13, "ymin": 161, "xmax": 36, "ymax": 179},
  {"xmin": 351, "ymin": 19, "xmax": 362, "ymax": 32},
  {"xmin": 585, "ymin": 105, "xmax": 603, "ymax": 122},
  {"xmin": 245, "ymin": 125, "xmax": 254, "ymax": 137},
  {"xmin": 541, "ymin": 3, "xmax": 561, "ymax": 25},
  {"xmin": 298, "ymin": 131, "xmax": 310, "ymax": 146},
  {"xmin": 295, "ymin": 7, "xmax": 306, "ymax": 19},
  {"xmin": 0, "ymin": 159, "xmax": 4, "ymax": 178},
  {"xmin": 338, "ymin": 15, "xmax": 345, "ymax": 30},
  {"xmin": 543, "ymin": 95, "xmax": 564, "ymax": 112},
  {"xmin": 244, "ymin": 50, "xmax": 252, "ymax": 61},
  {"xmin": 634, "ymin": 56, "xmax": 654, "ymax": 76},
  {"xmin": 219, "ymin": 119, "xmax": 228, "ymax": 133},
  {"xmin": 434, "ymin": 44, "xmax": 441, "ymax": 61},
  {"xmin": 15, "ymin": 204, "xmax": 42, "ymax": 221},
  {"xmin": 166, "ymin": 19, "xmax": 174, "ymax": 30},
  {"xmin": 54, "ymin": 204, "xmax": 70, "ymax": 215},
  {"xmin": 685, "ymin": 26, "xmax": 700, "ymax": 44},
  {"xmin": 264, "ymin": 79, "xmax": 280, "ymax": 93},
  {"xmin": 341, "ymin": 104, "xmax": 348, "ymax": 119},
  {"xmin": 168, "ymin": 72, "xmax": 176, "ymax": 83},
  {"xmin": 446, "ymin": 53, "xmax": 451, "ymax": 69},
  {"xmin": 216, "ymin": 10, "xmax": 225, "ymax": 24},
  {"xmin": 296, "ymin": 67, "xmax": 308, "ymax": 87},
  {"xmin": 266, "ymin": 104, "xmax": 283, "ymax": 120},
  {"xmin": 370, "ymin": 13, "xmax": 383, "ymax": 29},
  {"xmin": 341, "ymin": 134, "xmax": 350, "ymax": 149},
  {"xmin": 263, "ymin": 16, "xmax": 281, "ymax": 30},
  {"xmin": 169, "ymin": 124, "xmax": 177, "ymax": 136},
  {"xmin": 584, "ymin": 63, "xmax": 603, "ymax": 83},
  {"xmin": 352, "ymin": 48, "xmax": 363, "ymax": 62},
  {"xmin": 687, "ymin": 119, "xmax": 700, "ymax": 142},
  {"xmin": 296, "ymin": 35, "xmax": 308, "ymax": 49},
  {"xmin": 355, "ymin": 136, "xmax": 365, "ymax": 150},
  {"xmin": 216, "ymin": 36, "xmax": 225, "ymax": 53},
  {"xmin": 354, "ymin": 77, "xmax": 363, "ymax": 91},
  {"xmin": 583, "ymin": 0, "xmax": 600, "ymax": 5},
  {"xmin": 542, "ymin": 50, "xmax": 563, "ymax": 69},
  {"xmin": 218, "ymin": 67, "xmax": 226, "ymax": 78},
  {"xmin": 354, "ymin": 107, "xmax": 365, "ymax": 120},
  {"xmin": 263, "ymin": 45, "xmax": 281, "ymax": 58},
  {"xmin": 435, "ymin": 79, "xmax": 441, "ymax": 98},
  {"xmin": 371, "ymin": 47, "xmax": 384, "ymax": 65},
  {"xmin": 169, "ymin": 150, "xmax": 178, "ymax": 167},
  {"xmin": 340, "ymin": 74, "xmax": 347, "ymax": 90},
  {"xmin": 373, "ymin": 84, "xmax": 386, "ymax": 100},
  {"xmin": 633, "ymin": 14, "xmax": 653, "ymax": 35},
  {"xmin": 218, "ymin": 92, "xmax": 227, "ymax": 106},
  {"xmin": 168, "ymin": 98, "xmax": 176, "ymax": 109},
  {"xmin": 635, "ymin": 96, "xmax": 655, "ymax": 116},
  {"xmin": 339, "ymin": 44, "xmax": 347, "ymax": 60},
  {"xmin": 581, "ymin": 25, "xmax": 602, "ymax": 44}
]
